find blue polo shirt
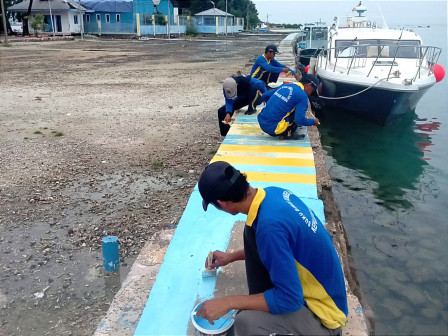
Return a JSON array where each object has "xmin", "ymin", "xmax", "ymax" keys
[
  {"xmin": 257, "ymin": 82, "xmax": 314, "ymax": 135},
  {"xmin": 246, "ymin": 187, "xmax": 348, "ymax": 329},
  {"xmin": 250, "ymin": 54, "xmax": 295, "ymax": 84}
]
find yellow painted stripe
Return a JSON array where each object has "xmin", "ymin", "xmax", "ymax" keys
[
  {"xmin": 211, "ymin": 155, "xmax": 315, "ymax": 167},
  {"xmin": 217, "ymin": 150, "xmax": 314, "ymax": 160},
  {"xmin": 219, "ymin": 144, "xmax": 312, "ymax": 154},
  {"xmin": 228, "ymin": 128, "xmax": 274, "ymax": 136},
  {"xmin": 245, "ymin": 171, "xmax": 316, "ymax": 184},
  {"xmin": 231, "ymin": 124, "xmax": 262, "ymax": 130}
]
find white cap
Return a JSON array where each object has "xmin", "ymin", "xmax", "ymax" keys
[{"xmin": 223, "ymin": 77, "xmax": 237, "ymax": 99}]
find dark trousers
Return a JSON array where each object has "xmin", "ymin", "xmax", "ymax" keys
[
  {"xmin": 258, "ymin": 72, "xmax": 281, "ymax": 88},
  {"xmin": 238, "ymin": 225, "xmax": 341, "ymax": 336},
  {"xmin": 218, "ymin": 86, "xmax": 264, "ymax": 136}
]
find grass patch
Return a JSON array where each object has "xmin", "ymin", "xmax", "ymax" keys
[
  {"xmin": 207, "ymin": 147, "xmax": 218, "ymax": 156},
  {"xmin": 33, "ymin": 130, "xmax": 42, "ymax": 135},
  {"xmin": 151, "ymin": 160, "xmax": 163, "ymax": 171},
  {"xmin": 51, "ymin": 130, "xmax": 64, "ymax": 137}
]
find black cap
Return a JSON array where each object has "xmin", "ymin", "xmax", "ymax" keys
[
  {"xmin": 198, "ymin": 161, "xmax": 241, "ymax": 211},
  {"xmin": 302, "ymin": 73, "xmax": 320, "ymax": 88},
  {"xmin": 265, "ymin": 44, "xmax": 280, "ymax": 54}
]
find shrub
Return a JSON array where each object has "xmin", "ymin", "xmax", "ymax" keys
[
  {"xmin": 186, "ymin": 17, "xmax": 197, "ymax": 36},
  {"xmin": 30, "ymin": 14, "xmax": 44, "ymax": 37}
]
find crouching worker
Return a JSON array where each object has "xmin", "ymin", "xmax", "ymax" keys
[
  {"xmin": 218, "ymin": 76, "xmax": 266, "ymax": 136},
  {"xmin": 196, "ymin": 161, "xmax": 348, "ymax": 336},
  {"xmin": 258, "ymin": 73, "xmax": 320, "ymax": 140}
]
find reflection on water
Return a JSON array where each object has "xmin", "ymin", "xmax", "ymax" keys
[
  {"xmin": 318, "ymin": 109, "xmax": 437, "ymax": 211},
  {"xmin": 318, "ymin": 107, "xmax": 447, "ymax": 336}
]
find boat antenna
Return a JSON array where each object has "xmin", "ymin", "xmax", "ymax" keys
[{"xmin": 376, "ymin": 4, "xmax": 388, "ymax": 29}]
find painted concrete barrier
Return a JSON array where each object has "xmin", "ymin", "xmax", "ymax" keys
[{"xmin": 133, "ymin": 113, "xmax": 324, "ymax": 335}]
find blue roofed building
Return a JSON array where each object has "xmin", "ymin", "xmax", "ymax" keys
[
  {"xmin": 81, "ymin": 0, "xmax": 175, "ymax": 35},
  {"xmin": 82, "ymin": 0, "xmax": 134, "ymax": 34}
]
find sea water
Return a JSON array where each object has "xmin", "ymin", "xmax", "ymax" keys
[{"xmin": 318, "ymin": 23, "xmax": 448, "ymax": 335}]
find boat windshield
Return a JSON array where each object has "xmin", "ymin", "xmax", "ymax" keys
[
  {"xmin": 303, "ymin": 26, "xmax": 328, "ymax": 41},
  {"xmin": 336, "ymin": 39, "xmax": 421, "ymax": 58}
]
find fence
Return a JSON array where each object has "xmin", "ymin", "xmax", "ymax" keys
[
  {"xmin": 82, "ymin": 14, "xmax": 244, "ymax": 36},
  {"xmin": 137, "ymin": 15, "xmax": 244, "ymax": 36},
  {"xmin": 84, "ymin": 21, "xmax": 135, "ymax": 35}
]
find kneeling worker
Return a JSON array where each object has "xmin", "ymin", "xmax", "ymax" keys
[
  {"xmin": 196, "ymin": 161, "xmax": 348, "ymax": 336},
  {"xmin": 251, "ymin": 44, "xmax": 296, "ymax": 86},
  {"xmin": 258, "ymin": 73, "xmax": 320, "ymax": 140},
  {"xmin": 218, "ymin": 75, "xmax": 266, "ymax": 136}
]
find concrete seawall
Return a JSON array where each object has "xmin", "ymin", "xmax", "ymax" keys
[{"xmin": 94, "ymin": 110, "xmax": 370, "ymax": 336}]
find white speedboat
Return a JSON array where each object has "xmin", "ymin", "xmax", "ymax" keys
[
  {"xmin": 293, "ymin": 21, "xmax": 328, "ymax": 67},
  {"xmin": 316, "ymin": 3, "xmax": 443, "ymax": 124}
]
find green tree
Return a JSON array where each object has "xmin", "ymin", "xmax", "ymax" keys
[
  {"xmin": 30, "ymin": 14, "xmax": 44, "ymax": 36},
  {"xmin": 186, "ymin": 16, "xmax": 197, "ymax": 36},
  {"xmin": 154, "ymin": 12, "xmax": 166, "ymax": 25},
  {"xmin": 22, "ymin": 0, "xmax": 34, "ymax": 35}
]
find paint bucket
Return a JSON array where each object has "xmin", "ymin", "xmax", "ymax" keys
[
  {"xmin": 191, "ymin": 301, "xmax": 235, "ymax": 336},
  {"xmin": 102, "ymin": 236, "xmax": 120, "ymax": 271}
]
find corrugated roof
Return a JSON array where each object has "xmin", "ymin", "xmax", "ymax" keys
[
  {"xmin": 81, "ymin": 0, "xmax": 132, "ymax": 13},
  {"xmin": 195, "ymin": 8, "xmax": 233, "ymax": 17},
  {"xmin": 8, "ymin": 0, "xmax": 85, "ymax": 12}
]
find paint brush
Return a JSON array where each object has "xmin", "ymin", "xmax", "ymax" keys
[{"xmin": 202, "ymin": 251, "xmax": 217, "ymax": 278}]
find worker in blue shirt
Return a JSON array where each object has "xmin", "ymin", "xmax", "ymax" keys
[
  {"xmin": 218, "ymin": 75, "xmax": 266, "ymax": 136},
  {"xmin": 196, "ymin": 161, "xmax": 348, "ymax": 336},
  {"xmin": 251, "ymin": 44, "xmax": 296, "ymax": 85},
  {"xmin": 258, "ymin": 73, "xmax": 320, "ymax": 140}
]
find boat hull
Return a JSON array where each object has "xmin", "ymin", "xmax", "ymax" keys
[{"xmin": 318, "ymin": 75, "xmax": 434, "ymax": 124}]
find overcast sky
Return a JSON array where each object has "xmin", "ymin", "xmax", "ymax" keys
[{"xmin": 252, "ymin": 0, "xmax": 447, "ymax": 26}]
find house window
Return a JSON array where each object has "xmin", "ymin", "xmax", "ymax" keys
[
  {"xmin": 105, "ymin": 14, "xmax": 110, "ymax": 23},
  {"xmin": 74, "ymin": 15, "xmax": 78, "ymax": 24},
  {"xmin": 86, "ymin": 14, "xmax": 90, "ymax": 23},
  {"xmin": 116, "ymin": 14, "xmax": 120, "ymax": 23},
  {"xmin": 96, "ymin": 14, "xmax": 101, "ymax": 21}
]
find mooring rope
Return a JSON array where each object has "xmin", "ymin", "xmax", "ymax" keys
[{"xmin": 317, "ymin": 77, "xmax": 388, "ymax": 100}]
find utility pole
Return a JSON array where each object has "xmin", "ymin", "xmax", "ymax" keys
[
  {"xmin": 225, "ymin": 0, "xmax": 227, "ymax": 35},
  {"xmin": 78, "ymin": 0, "xmax": 83, "ymax": 40},
  {"xmin": 246, "ymin": 3, "xmax": 249, "ymax": 30},
  {"xmin": 48, "ymin": 0, "xmax": 55, "ymax": 37},
  {"xmin": 167, "ymin": 0, "xmax": 170, "ymax": 39},
  {"xmin": 210, "ymin": 1, "xmax": 215, "ymax": 34},
  {"xmin": 1, "ymin": 0, "xmax": 8, "ymax": 45}
]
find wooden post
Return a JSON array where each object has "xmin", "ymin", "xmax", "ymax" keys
[
  {"xmin": 136, "ymin": 13, "xmax": 140, "ymax": 37},
  {"xmin": 152, "ymin": 15, "xmax": 155, "ymax": 37}
]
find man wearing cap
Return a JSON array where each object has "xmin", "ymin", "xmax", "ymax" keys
[
  {"xmin": 250, "ymin": 44, "xmax": 296, "ymax": 85},
  {"xmin": 257, "ymin": 73, "xmax": 321, "ymax": 140},
  {"xmin": 218, "ymin": 75, "xmax": 266, "ymax": 136},
  {"xmin": 196, "ymin": 161, "xmax": 348, "ymax": 336}
]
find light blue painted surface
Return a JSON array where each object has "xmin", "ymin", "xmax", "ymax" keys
[
  {"xmin": 133, "ymin": 191, "xmax": 245, "ymax": 336},
  {"xmin": 223, "ymin": 135, "xmax": 311, "ymax": 147},
  {"xmin": 133, "ymin": 114, "xmax": 324, "ymax": 336},
  {"xmin": 223, "ymin": 163, "xmax": 316, "ymax": 175}
]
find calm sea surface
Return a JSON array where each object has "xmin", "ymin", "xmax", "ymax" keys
[{"xmin": 318, "ymin": 24, "xmax": 448, "ymax": 335}]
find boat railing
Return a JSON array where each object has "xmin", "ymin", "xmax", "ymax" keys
[{"xmin": 318, "ymin": 43, "xmax": 442, "ymax": 82}]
